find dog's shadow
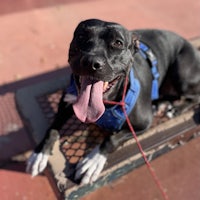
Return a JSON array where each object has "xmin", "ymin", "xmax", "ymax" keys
[{"xmin": 193, "ymin": 105, "xmax": 200, "ymax": 124}]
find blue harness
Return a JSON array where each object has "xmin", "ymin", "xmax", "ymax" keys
[
  {"xmin": 139, "ymin": 42, "xmax": 159, "ymax": 100},
  {"xmin": 66, "ymin": 42, "xmax": 159, "ymax": 132}
]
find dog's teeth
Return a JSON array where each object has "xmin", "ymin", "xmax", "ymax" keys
[{"xmin": 103, "ymin": 82, "xmax": 109, "ymax": 92}]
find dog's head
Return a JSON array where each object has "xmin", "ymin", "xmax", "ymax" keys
[{"xmin": 68, "ymin": 19, "xmax": 139, "ymax": 123}]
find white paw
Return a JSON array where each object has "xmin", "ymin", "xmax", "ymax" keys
[
  {"xmin": 75, "ymin": 145, "xmax": 107, "ymax": 185},
  {"xmin": 26, "ymin": 152, "xmax": 49, "ymax": 177},
  {"xmin": 166, "ymin": 104, "xmax": 176, "ymax": 118}
]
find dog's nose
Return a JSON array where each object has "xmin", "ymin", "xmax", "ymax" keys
[
  {"xmin": 92, "ymin": 59, "xmax": 104, "ymax": 71},
  {"xmin": 81, "ymin": 56, "xmax": 105, "ymax": 71}
]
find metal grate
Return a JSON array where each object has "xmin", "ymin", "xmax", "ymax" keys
[
  {"xmin": 0, "ymin": 93, "xmax": 23, "ymax": 136},
  {"xmin": 37, "ymin": 92, "xmax": 107, "ymax": 165},
  {"xmin": 37, "ymin": 89, "xmax": 200, "ymax": 199}
]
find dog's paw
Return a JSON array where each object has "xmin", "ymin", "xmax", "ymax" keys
[
  {"xmin": 75, "ymin": 145, "xmax": 107, "ymax": 185},
  {"xmin": 26, "ymin": 152, "xmax": 49, "ymax": 177},
  {"xmin": 153, "ymin": 102, "xmax": 177, "ymax": 118}
]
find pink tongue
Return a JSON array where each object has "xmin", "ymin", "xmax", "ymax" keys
[{"xmin": 73, "ymin": 77, "xmax": 105, "ymax": 123}]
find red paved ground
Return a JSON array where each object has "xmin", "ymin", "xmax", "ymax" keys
[
  {"xmin": 82, "ymin": 137, "xmax": 200, "ymax": 200},
  {"xmin": 0, "ymin": 0, "xmax": 200, "ymax": 200},
  {"xmin": 0, "ymin": 0, "xmax": 200, "ymax": 85},
  {"xmin": 0, "ymin": 162, "xmax": 57, "ymax": 200}
]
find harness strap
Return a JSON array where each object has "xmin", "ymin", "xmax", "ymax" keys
[
  {"xmin": 96, "ymin": 68, "xmax": 140, "ymax": 131},
  {"xmin": 139, "ymin": 42, "xmax": 159, "ymax": 100}
]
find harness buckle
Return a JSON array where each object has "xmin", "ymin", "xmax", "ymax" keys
[{"xmin": 145, "ymin": 49, "xmax": 157, "ymax": 63}]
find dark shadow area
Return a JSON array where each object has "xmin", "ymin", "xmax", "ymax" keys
[
  {"xmin": 0, "ymin": 66, "xmax": 70, "ymax": 167},
  {"xmin": 1, "ymin": 160, "xmax": 46, "ymax": 178},
  {"xmin": 0, "ymin": 127, "xmax": 33, "ymax": 163},
  {"xmin": 193, "ymin": 105, "xmax": 200, "ymax": 124},
  {"xmin": 1, "ymin": 161, "xmax": 26, "ymax": 173},
  {"xmin": 0, "ymin": 67, "xmax": 69, "ymax": 95}
]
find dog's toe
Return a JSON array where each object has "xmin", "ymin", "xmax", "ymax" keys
[
  {"xmin": 75, "ymin": 145, "xmax": 107, "ymax": 184},
  {"xmin": 26, "ymin": 152, "xmax": 49, "ymax": 177}
]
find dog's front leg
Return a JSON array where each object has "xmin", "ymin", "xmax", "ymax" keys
[
  {"xmin": 26, "ymin": 93, "xmax": 74, "ymax": 176},
  {"xmin": 26, "ymin": 129, "xmax": 60, "ymax": 177},
  {"xmin": 74, "ymin": 144, "xmax": 107, "ymax": 184},
  {"xmin": 75, "ymin": 130, "xmax": 133, "ymax": 184}
]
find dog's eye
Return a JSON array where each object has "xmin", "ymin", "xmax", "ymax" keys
[{"xmin": 112, "ymin": 39, "xmax": 124, "ymax": 49}]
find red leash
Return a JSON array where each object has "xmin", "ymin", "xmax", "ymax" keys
[{"xmin": 104, "ymin": 76, "xmax": 169, "ymax": 200}]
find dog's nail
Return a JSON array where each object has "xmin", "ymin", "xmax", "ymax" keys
[{"xmin": 81, "ymin": 176, "xmax": 90, "ymax": 185}]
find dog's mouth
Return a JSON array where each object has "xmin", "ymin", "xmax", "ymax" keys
[
  {"xmin": 103, "ymin": 76, "xmax": 121, "ymax": 94},
  {"xmin": 73, "ymin": 75, "xmax": 121, "ymax": 123}
]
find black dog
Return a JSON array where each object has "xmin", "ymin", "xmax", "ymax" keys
[{"xmin": 26, "ymin": 19, "xmax": 200, "ymax": 184}]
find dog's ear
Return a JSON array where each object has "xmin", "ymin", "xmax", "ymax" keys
[{"xmin": 131, "ymin": 32, "xmax": 140, "ymax": 55}]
